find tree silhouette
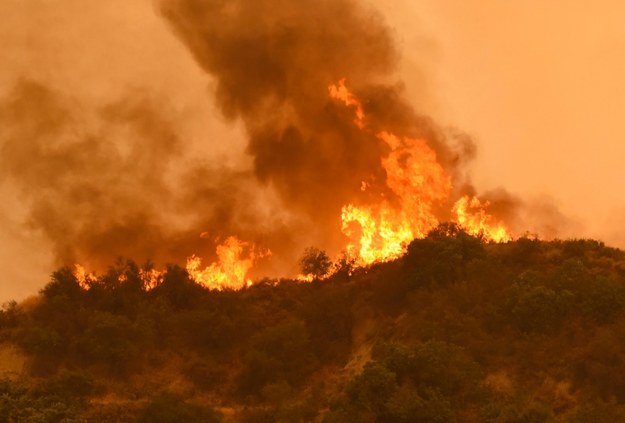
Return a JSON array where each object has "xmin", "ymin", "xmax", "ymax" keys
[{"xmin": 299, "ymin": 247, "xmax": 332, "ymax": 280}]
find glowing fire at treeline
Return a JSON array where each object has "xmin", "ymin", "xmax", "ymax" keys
[
  {"xmin": 330, "ymin": 79, "xmax": 510, "ymax": 265},
  {"xmin": 73, "ymin": 80, "xmax": 510, "ymax": 291},
  {"xmin": 186, "ymin": 236, "xmax": 269, "ymax": 290},
  {"xmin": 74, "ymin": 236, "xmax": 261, "ymax": 291}
]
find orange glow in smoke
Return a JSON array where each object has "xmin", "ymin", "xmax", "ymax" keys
[{"xmin": 328, "ymin": 78, "xmax": 365, "ymax": 128}]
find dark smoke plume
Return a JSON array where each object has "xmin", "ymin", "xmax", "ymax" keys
[
  {"xmin": 1, "ymin": 0, "xmax": 548, "ymax": 279},
  {"xmin": 161, "ymin": 0, "xmax": 478, "ymax": 237},
  {"xmin": 0, "ymin": 80, "xmax": 300, "ymax": 274}
]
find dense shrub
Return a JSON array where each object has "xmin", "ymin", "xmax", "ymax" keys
[
  {"xmin": 2, "ymin": 232, "xmax": 625, "ymax": 421},
  {"xmin": 237, "ymin": 320, "xmax": 318, "ymax": 396},
  {"xmin": 0, "ymin": 378, "xmax": 85, "ymax": 423}
]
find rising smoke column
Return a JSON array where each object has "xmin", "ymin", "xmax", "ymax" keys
[{"xmin": 161, "ymin": 0, "xmax": 479, "ymax": 251}]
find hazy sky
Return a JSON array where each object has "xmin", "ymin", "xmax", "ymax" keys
[
  {"xmin": 375, "ymin": 0, "xmax": 625, "ymax": 243},
  {"xmin": 1, "ymin": 0, "xmax": 624, "ymax": 301}
]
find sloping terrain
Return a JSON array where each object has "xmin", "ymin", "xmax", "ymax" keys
[{"xmin": 2, "ymin": 225, "xmax": 625, "ymax": 422}]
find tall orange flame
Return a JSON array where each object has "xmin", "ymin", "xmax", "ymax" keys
[
  {"xmin": 342, "ymin": 132, "xmax": 452, "ymax": 265},
  {"xmin": 331, "ymin": 79, "xmax": 511, "ymax": 265}
]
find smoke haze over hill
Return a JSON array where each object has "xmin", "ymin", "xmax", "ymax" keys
[{"xmin": 1, "ymin": 0, "xmax": 624, "ymax": 300}]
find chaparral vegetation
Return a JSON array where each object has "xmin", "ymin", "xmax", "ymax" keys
[{"xmin": 2, "ymin": 224, "xmax": 625, "ymax": 422}]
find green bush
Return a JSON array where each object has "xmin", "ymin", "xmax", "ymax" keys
[
  {"xmin": 508, "ymin": 285, "xmax": 573, "ymax": 333},
  {"xmin": 0, "ymin": 378, "xmax": 85, "ymax": 423},
  {"xmin": 237, "ymin": 320, "xmax": 317, "ymax": 396},
  {"xmin": 405, "ymin": 223, "xmax": 485, "ymax": 286},
  {"xmin": 346, "ymin": 363, "xmax": 397, "ymax": 415},
  {"xmin": 567, "ymin": 400, "xmax": 625, "ymax": 423},
  {"xmin": 77, "ymin": 312, "xmax": 140, "ymax": 376},
  {"xmin": 482, "ymin": 400, "xmax": 553, "ymax": 423},
  {"xmin": 583, "ymin": 277, "xmax": 625, "ymax": 323}
]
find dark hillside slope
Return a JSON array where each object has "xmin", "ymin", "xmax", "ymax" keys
[{"xmin": 2, "ymin": 224, "xmax": 625, "ymax": 422}]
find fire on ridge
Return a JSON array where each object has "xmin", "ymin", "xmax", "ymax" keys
[
  {"xmin": 74, "ymin": 80, "xmax": 511, "ymax": 290},
  {"xmin": 331, "ymin": 79, "xmax": 511, "ymax": 266}
]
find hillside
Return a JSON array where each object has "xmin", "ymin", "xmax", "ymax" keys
[{"xmin": 2, "ymin": 224, "xmax": 625, "ymax": 422}]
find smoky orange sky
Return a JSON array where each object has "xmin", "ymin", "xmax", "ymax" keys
[{"xmin": 1, "ymin": 0, "xmax": 624, "ymax": 301}]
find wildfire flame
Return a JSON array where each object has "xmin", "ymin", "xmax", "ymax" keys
[
  {"xmin": 139, "ymin": 268, "xmax": 163, "ymax": 290},
  {"xmin": 328, "ymin": 78, "xmax": 365, "ymax": 129},
  {"xmin": 452, "ymin": 195, "xmax": 511, "ymax": 242},
  {"xmin": 73, "ymin": 80, "xmax": 512, "ymax": 289},
  {"xmin": 186, "ymin": 236, "xmax": 264, "ymax": 290},
  {"xmin": 73, "ymin": 264, "xmax": 93, "ymax": 290},
  {"xmin": 342, "ymin": 132, "xmax": 451, "ymax": 265},
  {"xmin": 296, "ymin": 274, "xmax": 314, "ymax": 282},
  {"xmin": 331, "ymin": 79, "xmax": 511, "ymax": 265},
  {"xmin": 72, "ymin": 236, "xmax": 265, "ymax": 291}
]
